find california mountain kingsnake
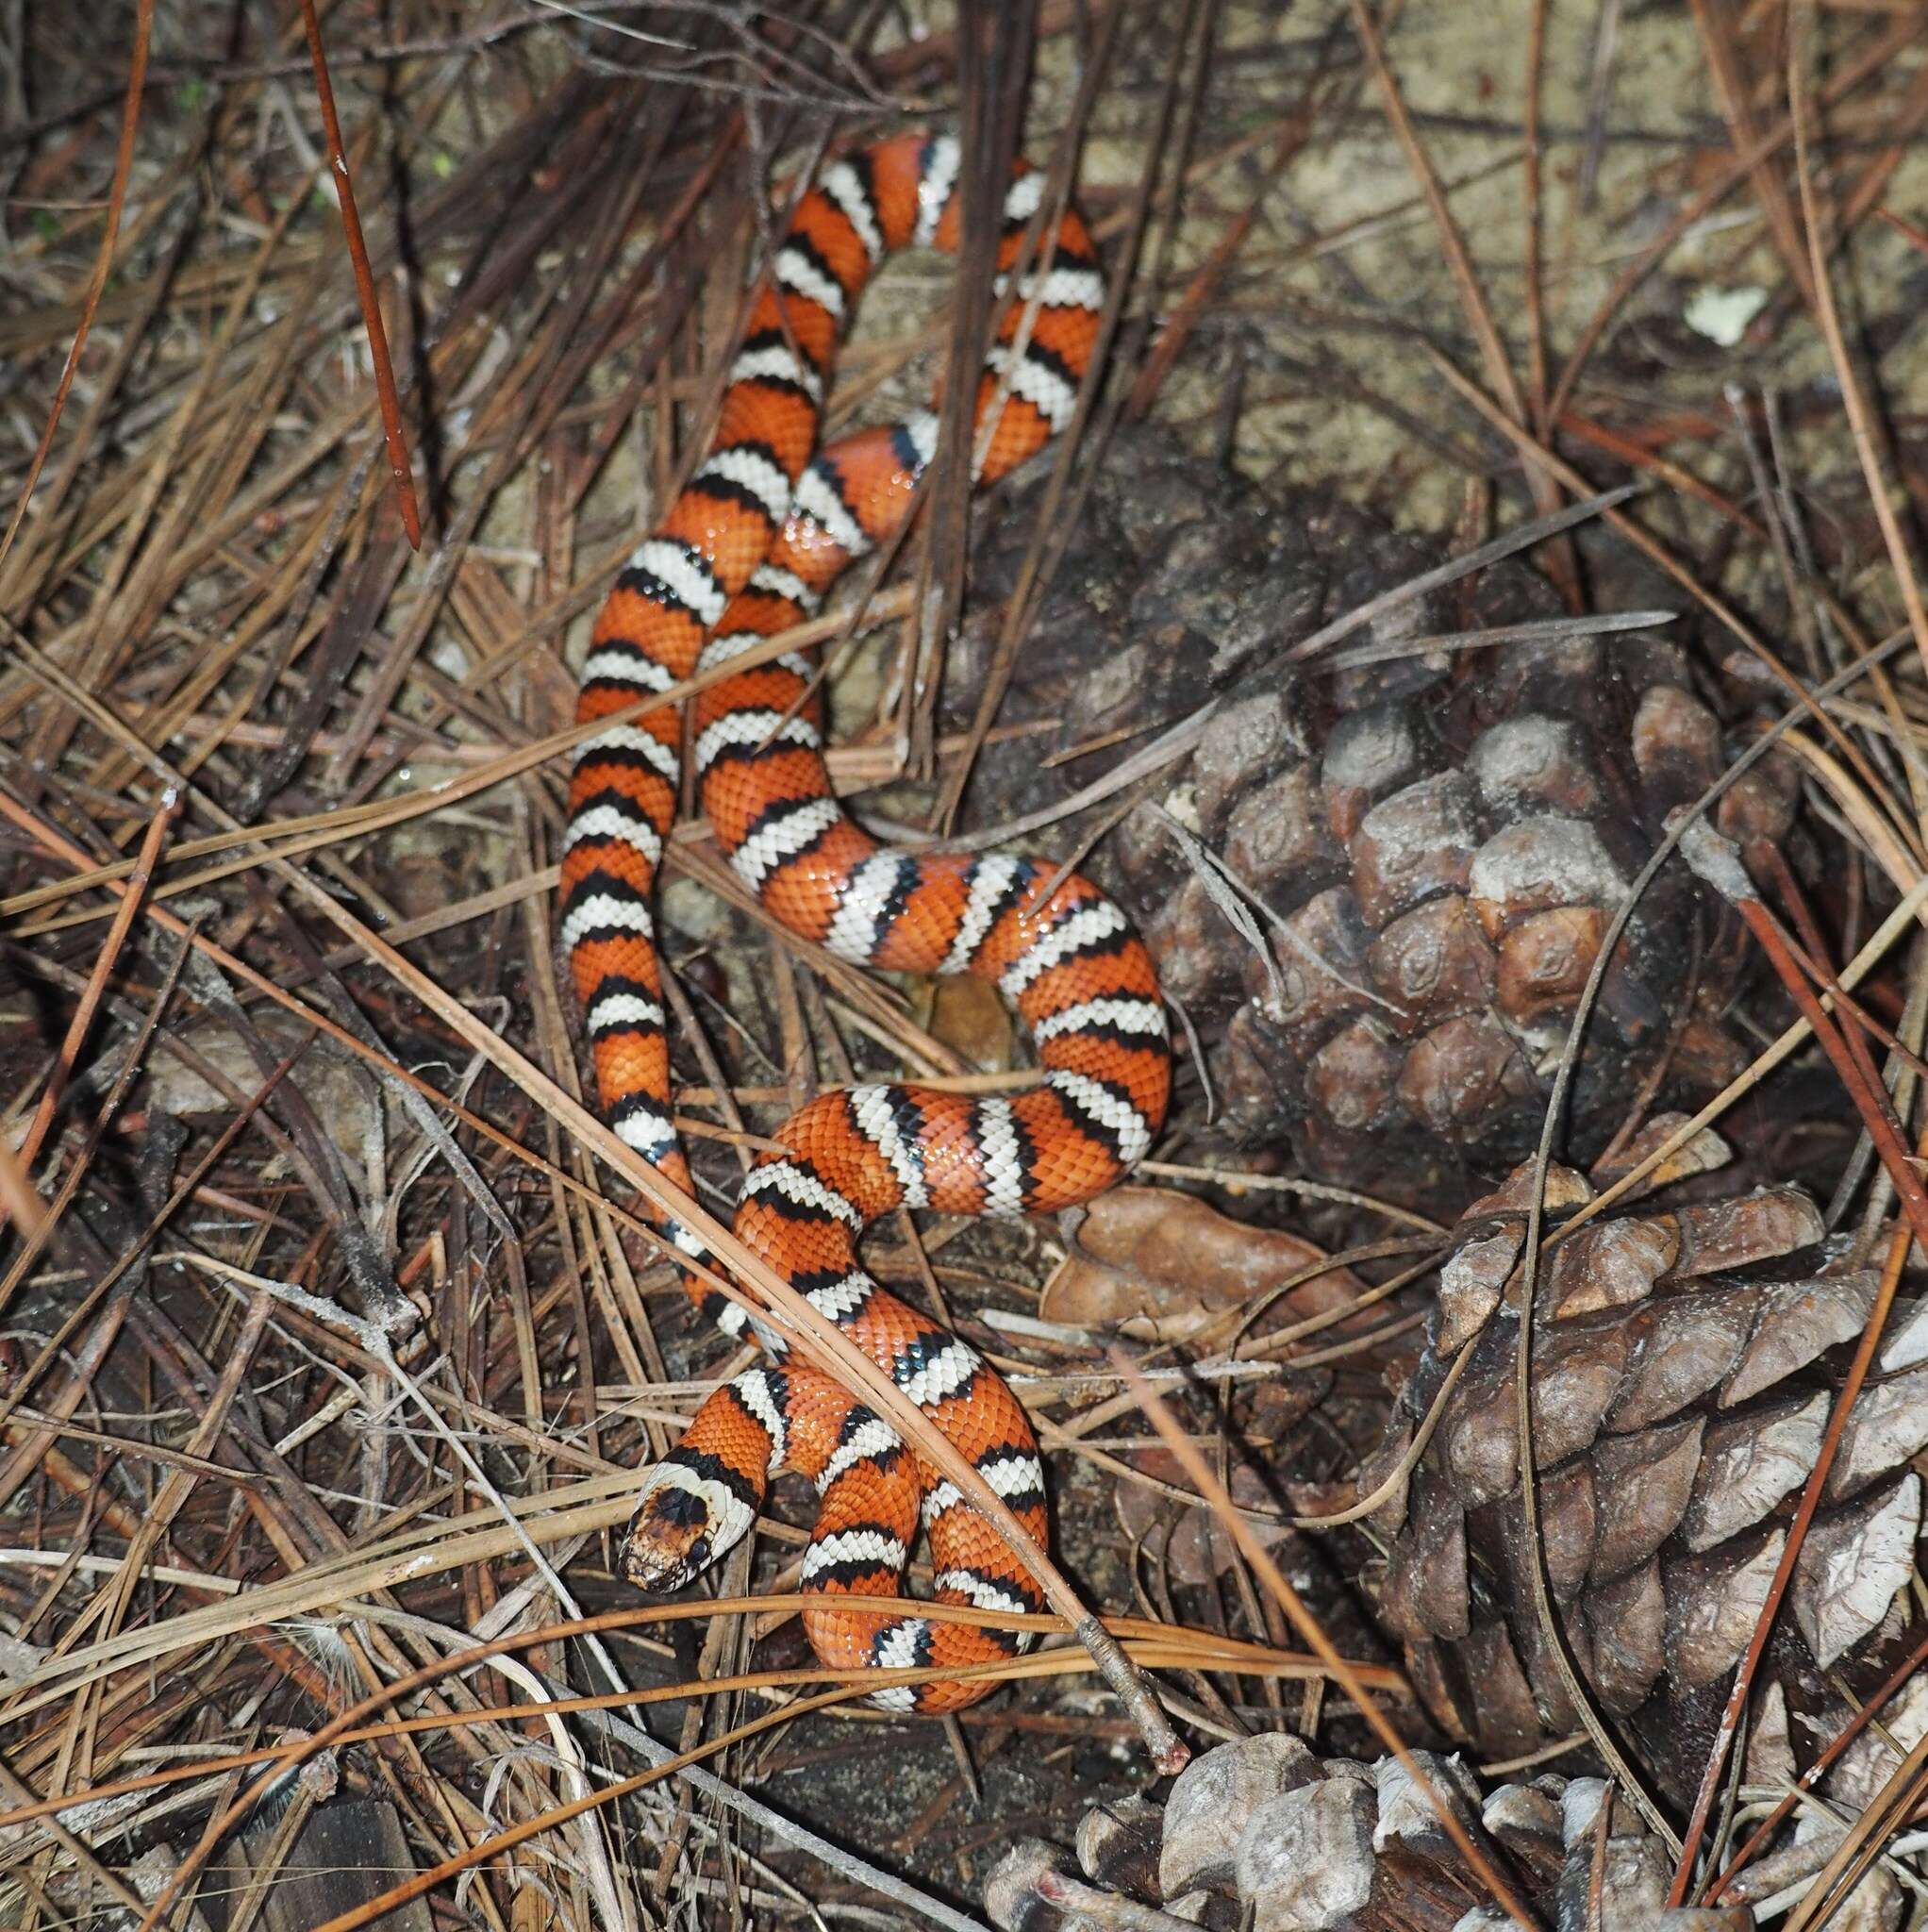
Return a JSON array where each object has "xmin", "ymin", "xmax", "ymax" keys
[{"xmin": 566, "ymin": 132, "xmax": 1171, "ymax": 1711}]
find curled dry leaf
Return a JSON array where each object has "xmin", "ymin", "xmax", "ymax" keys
[{"xmin": 1042, "ymin": 1185, "xmax": 1365, "ymax": 1341}]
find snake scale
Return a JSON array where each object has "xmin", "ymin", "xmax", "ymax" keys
[{"xmin": 564, "ymin": 132, "xmax": 1170, "ymax": 1711}]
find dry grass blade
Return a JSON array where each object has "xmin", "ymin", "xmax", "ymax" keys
[
  {"xmin": 1788, "ymin": 8, "xmax": 1928, "ymax": 682},
  {"xmin": 1345, "ymin": 0, "xmax": 1573, "ymax": 593},
  {"xmin": 0, "ymin": 1605, "xmax": 1377, "ymax": 1837},
  {"xmin": 0, "ymin": 591, "xmax": 910, "ymax": 935},
  {"xmin": 1687, "ymin": 0, "xmax": 1818, "ymax": 312},
  {"xmin": 1283, "ymin": 484, "xmax": 1643, "ymax": 662},
  {"xmin": 292, "ymin": 0, "xmax": 421, "ymax": 549},
  {"xmin": 282, "ymin": 879, "xmax": 1188, "ymax": 1765},
  {"xmin": 0, "ymin": 0, "xmax": 152, "ymax": 577},
  {"xmin": 1543, "ymin": 10, "xmax": 1918, "ymax": 426},
  {"xmin": 125, "ymin": 1595, "xmax": 1323, "ymax": 1932},
  {"xmin": 1427, "ymin": 350, "xmax": 1903, "ymax": 823},
  {"xmin": 2, "ymin": 789, "xmax": 177, "ymax": 1208},
  {"xmin": 0, "ymin": 747, "xmax": 1184, "ymax": 1839},
  {"xmin": 928, "ymin": 0, "xmax": 1140, "ymax": 833}
]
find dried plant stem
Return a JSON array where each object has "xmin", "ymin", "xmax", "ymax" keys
[
  {"xmin": 124, "ymin": 1606, "xmax": 1302, "ymax": 1932},
  {"xmin": 0, "ymin": 0, "xmax": 153, "ymax": 575},
  {"xmin": 0, "ymin": 590, "xmax": 915, "ymax": 932},
  {"xmin": 291, "ymin": 891, "xmax": 1188, "ymax": 1767},
  {"xmin": 1788, "ymin": 5, "xmax": 1928, "ymax": 684},
  {"xmin": 294, "ymin": 0, "xmax": 420, "ymax": 549},
  {"xmin": 0, "ymin": 1602, "xmax": 1357, "ymax": 1840},
  {"xmin": 21, "ymin": 823, "xmax": 1182, "ymax": 1932},
  {"xmin": 1544, "ymin": 10, "xmax": 1918, "ymax": 425},
  {"xmin": 2, "ymin": 789, "xmax": 176, "ymax": 1207},
  {"xmin": 1347, "ymin": 0, "xmax": 1572, "ymax": 594}
]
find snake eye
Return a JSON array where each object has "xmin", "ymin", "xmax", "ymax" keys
[{"xmin": 622, "ymin": 1524, "xmax": 710, "ymax": 1592}]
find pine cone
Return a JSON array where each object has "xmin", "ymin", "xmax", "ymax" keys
[
  {"xmin": 981, "ymin": 1739, "xmax": 1805, "ymax": 1931},
  {"xmin": 1363, "ymin": 1141, "xmax": 1928, "ymax": 1807},
  {"xmin": 953, "ymin": 432, "xmax": 1796, "ymax": 1211}
]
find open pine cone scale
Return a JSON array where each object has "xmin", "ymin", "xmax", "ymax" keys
[{"xmin": 1364, "ymin": 1146, "xmax": 1928, "ymax": 1797}]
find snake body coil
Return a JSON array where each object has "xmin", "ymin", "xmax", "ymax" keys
[{"xmin": 567, "ymin": 133, "xmax": 1171, "ymax": 1710}]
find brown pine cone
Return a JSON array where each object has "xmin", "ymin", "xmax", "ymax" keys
[
  {"xmin": 1363, "ymin": 1141, "xmax": 1928, "ymax": 1807},
  {"xmin": 982, "ymin": 1739, "xmax": 1807, "ymax": 1931},
  {"xmin": 952, "ymin": 432, "xmax": 1798, "ymax": 1211}
]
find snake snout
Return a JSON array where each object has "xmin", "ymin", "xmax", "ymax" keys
[
  {"xmin": 620, "ymin": 1520, "xmax": 710, "ymax": 1593},
  {"xmin": 622, "ymin": 1457, "xmax": 752, "ymax": 1591}
]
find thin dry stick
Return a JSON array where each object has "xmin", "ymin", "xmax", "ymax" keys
[
  {"xmin": 129, "ymin": 1600, "xmax": 1281, "ymax": 1932},
  {"xmin": 1544, "ymin": 10, "xmax": 1918, "ymax": 428},
  {"xmin": 0, "ymin": 591, "xmax": 914, "ymax": 931},
  {"xmin": 1346, "ymin": 0, "xmax": 1573, "ymax": 595},
  {"xmin": 1789, "ymin": 5, "xmax": 1928, "ymax": 683},
  {"xmin": 1520, "ymin": 0, "xmax": 1551, "ymax": 431},
  {"xmin": 1776, "ymin": 1681, "xmax": 1928, "ymax": 1928},
  {"xmin": 1124, "ymin": 106, "xmax": 1310, "ymax": 422},
  {"xmin": 1282, "ymin": 484, "xmax": 1642, "ymax": 663},
  {"xmin": 0, "ymin": 0, "xmax": 152, "ymax": 577},
  {"xmin": 929, "ymin": 0, "xmax": 1179, "ymax": 837},
  {"xmin": 1113, "ymin": 1354, "xmax": 1541, "ymax": 1930},
  {"xmin": 1710, "ymin": 1631, "xmax": 1928, "ymax": 1900},
  {"xmin": 1426, "ymin": 350, "xmax": 1909, "ymax": 842},
  {"xmin": 1347, "ymin": 0, "xmax": 1521, "ymax": 421},
  {"xmin": 1687, "ymin": 0, "xmax": 1817, "ymax": 311},
  {"xmin": 303, "ymin": 1634, "xmax": 1238, "ymax": 1932},
  {"xmin": 904, "ymin": 0, "xmax": 1031, "ymax": 778},
  {"xmin": 1, "ymin": 789, "xmax": 177, "ymax": 1214},
  {"xmin": 289, "ymin": 869, "xmax": 1188, "ymax": 1762},
  {"xmin": 0, "ymin": 1600, "xmax": 1353, "ymax": 1839},
  {"xmin": 294, "ymin": 0, "xmax": 420, "ymax": 548}
]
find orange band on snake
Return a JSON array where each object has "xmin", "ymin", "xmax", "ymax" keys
[{"xmin": 567, "ymin": 132, "xmax": 1170, "ymax": 1712}]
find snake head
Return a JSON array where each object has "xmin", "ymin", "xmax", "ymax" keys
[{"xmin": 621, "ymin": 1455, "xmax": 754, "ymax": 1592}]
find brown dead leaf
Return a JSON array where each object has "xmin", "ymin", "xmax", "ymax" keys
[
  {"xmin": 1041, "ymin": 1187, "xmax": 1365, "ymax": 1341},
  {"xmin": 921, "ymin": 972, "xmax": 1017, "ymax": 1070}
]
